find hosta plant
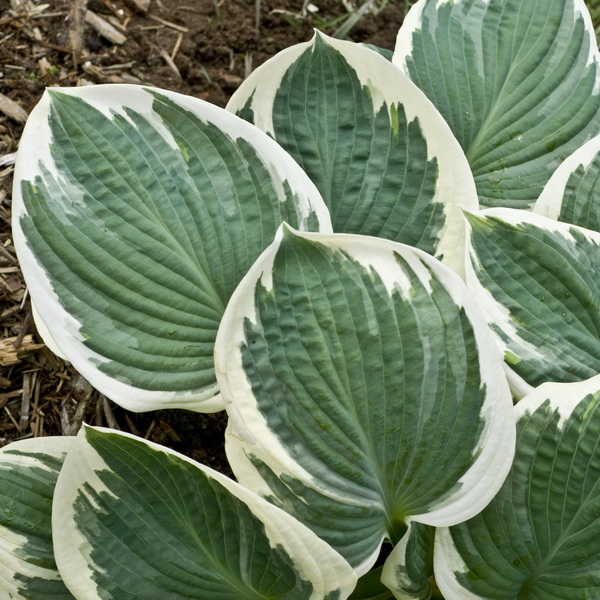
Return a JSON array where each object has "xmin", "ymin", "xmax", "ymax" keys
[{"xmin": 3, "ymin": 0, "xmax": 600, "ymax": 598}]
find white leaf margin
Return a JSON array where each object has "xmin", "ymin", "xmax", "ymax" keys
[
  {"xmin": 394, "ymin": 0, "xmax": 600, "ymax": 95},
  {"xmin": 12, "ymin": 84, "xmax": 332, "ymax": 413},
  {"xmin": 0, "ymin": 437, "xmax": 74, "ymax": 600},
  {"xmin": 52, "ymin": 424, "xmax": 356, "ymax": 600},
  {"xmin": 380, "ymin": 526, "xmax": 430, "ymax": 600},
  {"xmin": 463, "ymin": 207, "xmax": 600, "ymax": 399},
  {"xmin": 533, "ymin": 133, "xmax": 600, "ymax": 220},
  {"xmin": 227, "ymin": 31, "xmax": 479, "ymax": 277},
  {"xmin": 215, "ymin": 223, "xmax": 515, "ymax": 576},
  {"xmin": 434, "ymin": 373, "xmax": 600, "ymax": 600}
]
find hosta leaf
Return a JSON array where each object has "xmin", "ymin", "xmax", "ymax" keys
[
  {"xmin": 349, "ymin": 567, "xmax": 394, "ymax": 600},
  {"xmin": 0, "ymin": 437, "xmax": 74, "ymax": 600},
  {"xmin": 394, "ymin": 0, "xmax": 600, "ymax": 209},
  {"xmin": 435, "ymin": 375, "xmax": 600, "ymax": 600},
  {"xmin": 464, "ymin": 208, "xmax": 600, "ymax": 397},
  {"xmin": 227, "ymin": 32, "xmax": 478, "ymax": 275},
  {"xmin": 215, "ymin": 225, "xmax": 515, "ymax": 573},
  {"xmin": 12, "ymin": 84, "xmax": 331, "ymax": 413},
  {"xmin": 534, "ymin": 134, "xmax": 600, "ymax": 231},
  {"xmin": 381, "ymin": 523, "xmax": 436, "ymax": 600},
  {"xmin": 52, "ymin": 425, "xmax": 356, "ymax": 600}
]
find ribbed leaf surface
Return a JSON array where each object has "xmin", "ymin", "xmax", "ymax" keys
[
  {"xmin": 216, "ymin": 226, "xmax": 514, "ymax": 573},
  {"xmin": 52, "ymin": 426, "xmax": 356, "ymax": 600},
  {"xmin": 0, "ymin": 438, "xmax": 74, "ymax": 599},
  {"xmin": 436, "ymin": 376, "xmax": 600, "ymax": 599},
  {"xmin": 534, "ymin": 134, "xmax": 600, "ymax": 231},
  {"xmin": 228, "ymin": 32, "xmax": 477, "ymax": 273},
  {"xmin": 395, "ymin": 0, "xmax": 600, "ymax": 208},
  {"xmin": 465, "ymin": 208, "xmax": 600, "ymax": 397},
  {"xmin": 12, "ymin": 85, "xmax": 330, "ymax": 412},
  {"xmin": 381, "ymin": 523, "xmax": 436, "ymax": 600}
]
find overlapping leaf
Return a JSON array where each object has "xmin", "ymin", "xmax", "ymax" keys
[
  {"xmin": 436, "ymin": 375, "xmax": 600, "ymax": 599},
  {"xmin": 0, "ymin": 437, "xmax": 74, "ymax": 600},
  {"xmin": 349, "ymin": 567, "xmax": 394, "ymax": 600},
  {"xmin": 381, "ymin": 523, "xmax": 436, "ymax": 600},
  {"xmin": 227, "ymin": 32, "xmax": 477, "ymax": 274},
  {"xmin": 12, "ymin": 84, "xmax": 331, "ymax": 412},
  {"xmin": 534, "ymin": 134, "xmax": 600, "ymax": 231},
  {"xmin": 215, "ymin": 225, "xmax": 515, "ymax": 574},
  {"xmin": 395, "ymin": 0, "xmax": 600, "ymax": 208},
  {"xmin": 464, "ymin": 208, "xmax": 600, "ymax": 397},
  {"xmin": 52, "ymin": 426, "xmax": 356, "ymax": 599}
]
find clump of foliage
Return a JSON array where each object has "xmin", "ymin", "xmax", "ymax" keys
[{"xmin": 3, "ymin": 0, "xmax": 600, "ymax": 598}]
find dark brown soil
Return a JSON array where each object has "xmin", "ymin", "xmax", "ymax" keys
[{"xmin": 0, "ymin": 0, "xmax": 408, "ymax": 472}]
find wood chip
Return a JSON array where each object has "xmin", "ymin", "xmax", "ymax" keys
[
  {"xmin": 0, "ymin": 93, "xmax": 28, "ymax": 123},
  {"xmin": 19, "ymin": 371, "xmax": 35, "ymax": 432},
  {"xmin": 85, "ymin": 10, "xmax": 127, "ymax": 45},
  {"xmin": 60, "ymin": 394, "xmax": 88, "ymax": 436},
  {"xmin": 69, "ymin": 0, "xmax": 87, "ymax": 67},
  {"xmin": 124, "ymin": 0, "xmax": 150, "ymax": 13},
  {"xmin": 0, "ymin": 153, "xmax": 17, "ymax": 167},
  {"xmin": 0, "ymin": 390, "xmax": 22, "ymax": 411},
  {"xmin": 0, "ymin": 334, "xmax": 45, "ymax": 366}
]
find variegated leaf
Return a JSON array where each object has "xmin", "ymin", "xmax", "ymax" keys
[
  {"xmin": 381, "ymin": 523, "xmax": 436, "ymax": 600},
  {"xmin": 52, "ymin": 426, "xmax": 356, "ymax": 599},
  {"xmin": 534, "ymin": 134, "xmax": 600, "ymax": 231},
  {"xmin": 0, "ymin": 437, "xmax": 75, "ymax": 599},
  {"xmin": 13, "ymin": 84, "xmax": 331, "ymax": 413},
  {"xmin": 464, "ymin": 207, "xmax": 600, "ymax": 397},
  {"xmin": 227, "ymin": 32, "xmax": 477, "ymax": 275},
  {"xmin": 216, "ymin": 225, "xmax": 515, "ymax": 573},
  {"xmin": 436, "ymin": 376, "xmax": 600, "ymax": 599},
  {"xmin": 395, "ymin": 0, "xmax": 600, "ymax": 209}
]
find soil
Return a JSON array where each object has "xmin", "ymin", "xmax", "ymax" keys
[{"xmin": 0, "ymin": 0, "xmax": 408, "ymax": 473}]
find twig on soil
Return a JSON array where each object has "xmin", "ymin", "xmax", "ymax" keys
[
  {"xmin": 0, "ymin": 391, "xmax": 21, "ymax": 411},
  {"xmin": 68, "ymin": 0, "xmax": 88, "ymax": 68},
  {"xmin": 124, "ymin": 413, "xmax": 140, "ymax": 436},
  {"xmin": 159, "ymin": 47, "xmax": 182, "ymax": 79},
  {"xmin": 244, "ymin": 53, "xmax": 253, "ymax": 79},
  {"xmin": 19, "ymin": 370, "xmax": 35, "ymax": 432},
  {"xmin": 171, "ymin": 32, "xmax": 183, "ymax": 61},
  {"xmin": 147, "ymin": 14, "xmax": 188, "ymax": 33},
  {"xmin": 60, "ymin": 393, "xmax": 88, "ymax": 436},
  {"xmin": 144, "ymin": 419, "xmax": 156, "ymax": 439},
  {"xmin": 85, "ymin": 10, "xmax": 127, "ymax": 45},
  {"xmin": 3, "ymin": 405, "xmax": 20, "ymax": 432},
  {"xmin": 28, "ymin": 376, "xmax": 41, "ymax": 435},
  {"xmin": 14, "ymin": 310, "xmax": 32, "ymax": 349},
  {"xmin": 101, "ymin": 395, "xmax": 121, "ymax": 430}
]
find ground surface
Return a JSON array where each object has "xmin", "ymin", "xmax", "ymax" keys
[{"xmin": 0, "ymin": 0, "xmax": 407, "ymax": 471}]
